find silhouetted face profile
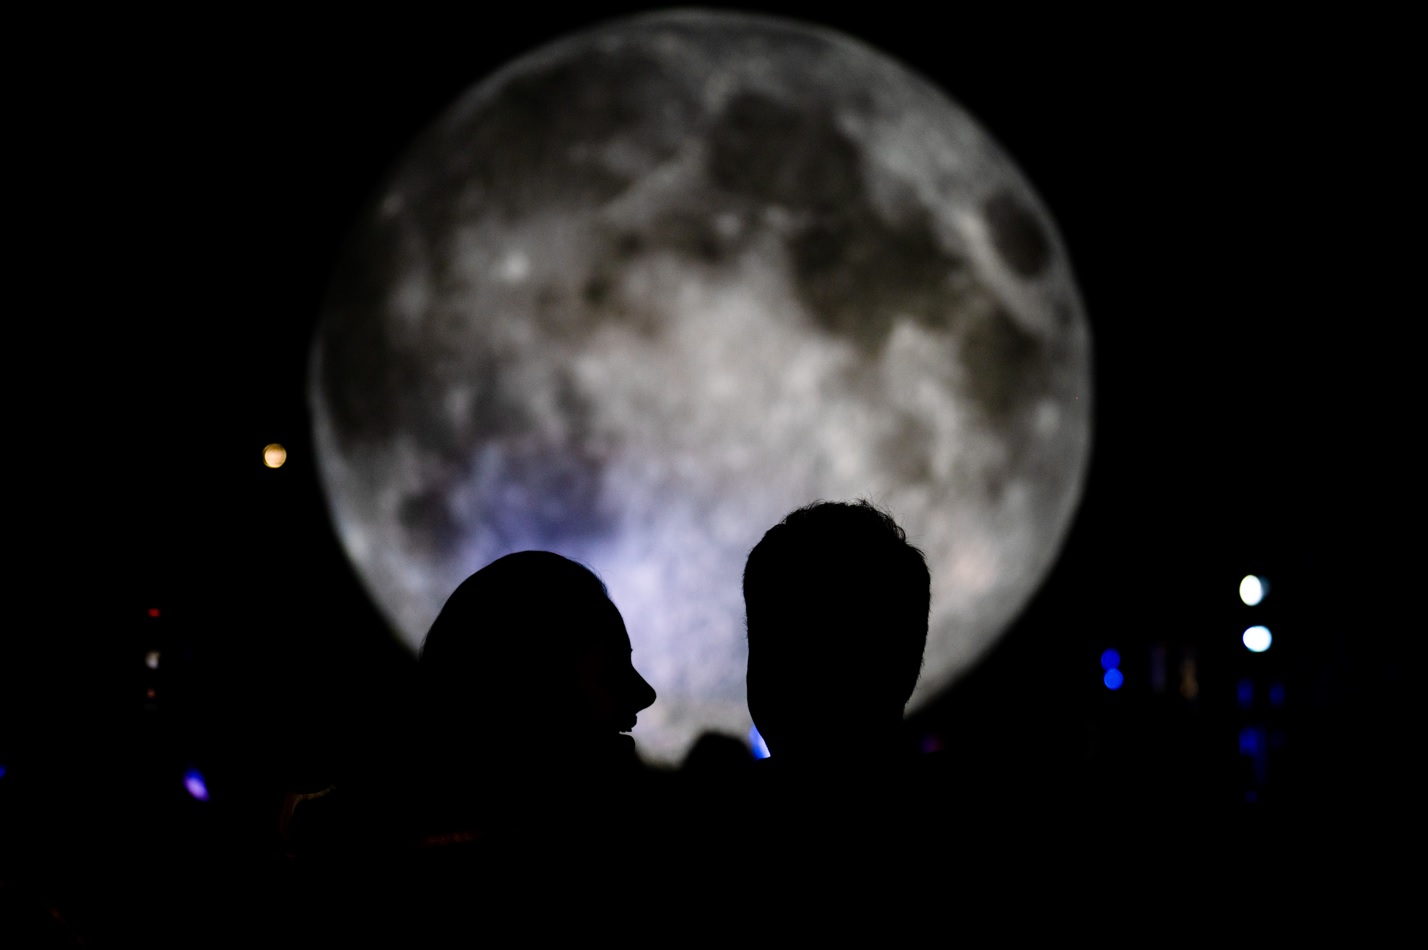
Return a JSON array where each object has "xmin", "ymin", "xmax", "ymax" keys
[
  {"xmin": 419, "ymin": 551, "xmax": 656, "ymax": 761},
  {"xmin": 567, "ymin": 594, "xmax": 658, "ymax": 747},
  {"xmin": 744, "ymin": 501, "xmax": 930, "ymax": 760}
]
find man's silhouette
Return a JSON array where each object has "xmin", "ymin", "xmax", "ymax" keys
[
  {"xmin": 720, "ymin": 500, "xmax": 936, "ymax": 905},
  {"xmin": 743, "ymin": 499, "xmax": 930, "ymax": 765}
]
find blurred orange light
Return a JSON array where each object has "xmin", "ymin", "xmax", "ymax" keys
[
  {"xmin": 263, "ymin": 443, "xmax": 287, "ymax": 469},
  {"xmin": 1179, "ymin": 659, "xmax": 1199, "ymax": 700}
]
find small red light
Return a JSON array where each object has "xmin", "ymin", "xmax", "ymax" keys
[{"xmin": 148, "ymin": 608, "xmax": 161, "ymax": 618}]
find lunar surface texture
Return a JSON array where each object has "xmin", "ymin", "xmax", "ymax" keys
[{"xmin": 311, "ymin": 11, "xmax": 1092, "ymax": 764}]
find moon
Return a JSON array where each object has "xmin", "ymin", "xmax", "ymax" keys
[{"xmin": 310, "ymin": 11, "xmax": 1092, "ymax": 764}]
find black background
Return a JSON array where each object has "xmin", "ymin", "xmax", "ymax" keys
[{"xmin": 7, "ymin": 3, "xmax": 1410, "ymax": 852}]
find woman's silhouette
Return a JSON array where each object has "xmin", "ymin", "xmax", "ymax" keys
[
  {"xmin": 279, "ymin": 552, "xmax": 660, "ymax": 938},
  {"xmin": 282, "ymin": 551, "xmax": 656, "ymax": 857},
  {"xmin": 418, "ymin": 550, "xmax": 657, "ymax": 781}
]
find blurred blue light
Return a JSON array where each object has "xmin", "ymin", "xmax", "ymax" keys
[
  {"xmin": 1269, "ymin": 682, "xmax": 1286, "ymax": 707},
  {"xmin": 1236, "ymin": 678, "xmax": 1254, "ymax": 709},
  {"xmin": 183, "ymin": 767, "xmax": 210, "ymax": 802},
  {"xmin": 1238, "ymin": 726, "xmax": 1262, "ymax": 757},
  {"xmin": 1103, "ymin": 668, "xmax": 1124, "ymax": 690},
  {"xmin": 1243, "ymin": 625, "xmax": 1272, "ymax": 653},
  {"xmin": 0, "ymin": 763, "xmax": 7, "ymax": 780},
  {"xmin": 749, "ymin": 725, "xmax": 770, "ymax": 760},
  {"xmin": 1100, "ymin": 649, "xmax": 1121, "ymax": 670}
]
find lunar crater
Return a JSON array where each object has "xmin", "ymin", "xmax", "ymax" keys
[
  {"xmin": 983, "ymin": 190, "xmax": 1053, "ymax": 278},
  {"xmin": 706, "ymin": 92, "xmax": 865, "ymax": 213}
]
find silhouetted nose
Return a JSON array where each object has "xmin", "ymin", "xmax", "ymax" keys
[{"xmin": 632, "ymin": 666, "xmax": 657, "ymax": 713}]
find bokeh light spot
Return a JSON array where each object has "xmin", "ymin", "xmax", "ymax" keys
[
  {"xmin": 183, "ymin": 767, "xmax": 209, "ymax": 802},
  {"xmin": 263, "ymin": 443, "xmax": 287, "ymax": 469},
  {"xmin": 1242, "ymin": 625, "xmax": 1272, "ymax": 653},
  {"xmin": 1103, "ymin": 668, "xmax": 1124, "ymax": 690},
  {"xmin": 1239, "ymin": 574, "xmax": 1267, "ymax": 606},
  {"xmin": 145, "ymin": 650, "xmax": 160, "ymax": 670},
  {"xmin": 1100, "ymin": 648, "xmax": 1121, "ymax": 670},
  {"xmin": 1236, "ymin": 678, "xmax": 1253, "ymax": 709},
  {"xmin": 1180, "ymin": 659, "xmax": 1199, "ymax": 699}
]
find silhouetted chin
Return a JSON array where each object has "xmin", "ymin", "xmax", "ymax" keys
[
  {"xmin": 605, "ymin": 732, "xmax": 645, "ymax": 768},
  {"xmin": 556, "ymin": 730, "xmax": 640, "ymax": 765},
  {"xmin": 606, "ymin": 731, "xmax": 639, "ymax": 755}
]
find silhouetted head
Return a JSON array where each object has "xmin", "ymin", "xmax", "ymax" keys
[
  {"xmin": 743, "ymin": 500, "xmax": 930, "ymax": 760},
  {"xmin": 418, "ymin": 551, "xmax": 656, "ymax": 761}
]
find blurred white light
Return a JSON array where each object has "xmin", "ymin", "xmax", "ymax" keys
[
  {"xmin": 263, "ymin": 443, "xmax": 287, "ymax": 469},
  {"xmin": 145, "ymin": 650, "xmax": 160, "ymax": 670},
  {"xmin": 1242, "ymin": 625, "xmax": 1272, "ymax": 653},
  {"xmin": 1239, "ymin": 575, "xmax": 1266, "ymax": 606}
]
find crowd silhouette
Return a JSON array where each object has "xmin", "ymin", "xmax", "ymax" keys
[
  {"xmin": 269, "ymin": 499, "xmax": 947, "ymax": 935},
  {"xmin": 2, "ymin": 500, "xmax": 1083, "ymax": 945},
  {"xmin": 5, "ymin": 496, "xmax": 1335, "ymax": 945}
]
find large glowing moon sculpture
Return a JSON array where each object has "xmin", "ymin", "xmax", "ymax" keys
[{"xmin": 310, "ymin": 11, "xmax": 1092, "ymax": 763}]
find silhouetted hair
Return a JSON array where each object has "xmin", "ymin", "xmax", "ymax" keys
[
  {"xmin": 418, "ymin": 550, "xmax": 614, "ymax": 726},
  {"xmin": 744, "ymin": 500, "xmax": 930, "ymax": 730}
]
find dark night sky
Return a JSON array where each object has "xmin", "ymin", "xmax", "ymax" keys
[{"xmin": 10, "ymin": 6, "xmax": 1409, "ymax": 803}]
